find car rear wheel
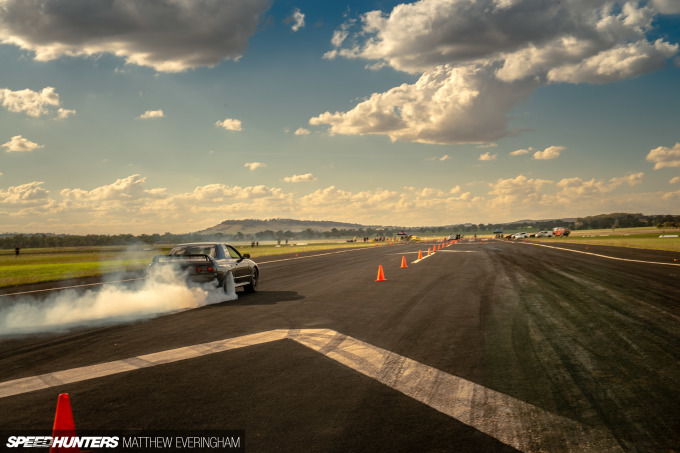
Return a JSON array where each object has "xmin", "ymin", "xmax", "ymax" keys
[
  {"xmin": 222, "ymin": 271, "xmax": 236, "ymax": 297},
  {"xmin": 244, "ymin": 268, "xmax": 258, "ymax": 293}
]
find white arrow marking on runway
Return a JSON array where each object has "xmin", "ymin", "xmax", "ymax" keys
[{"xmin": 0, "ymin": 329, "xmax": 622, "ymax": 452}]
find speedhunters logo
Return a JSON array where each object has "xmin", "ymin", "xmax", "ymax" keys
[
  {"xmin": 6, "ymin": 436, "xmax": 118, "ymax": 448},
  {"xmin": 3, "ymin": 431, "xmax": 244, "ymax": 451}
]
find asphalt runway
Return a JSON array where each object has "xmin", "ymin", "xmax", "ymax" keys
[{"xmin": 1, "ymin": 240, "xmax": 679, "ymax": 452}]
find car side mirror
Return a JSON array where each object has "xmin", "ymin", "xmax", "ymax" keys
[{"xmin": 242, "ymin": 253, "xmax": 250, "ymax": 259}]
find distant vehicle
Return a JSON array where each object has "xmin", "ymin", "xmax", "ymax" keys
[
  {"xmin": 447, "ymin": 234, "xmax": 461, "ymax": 240},
  {"xmin": 552, "ymin": 227, "xmax": 571, "ymax": 237},
  {"xmin": 149, "ymin": 242, "xmax": 258, "ymax": 294},
  {"xmin": 536, "ymin": 231, "xmax": 553, "ymax": 237},
  {"xmin": 512, "ymin": 232, "xmax": 529, "ymax": 239}
]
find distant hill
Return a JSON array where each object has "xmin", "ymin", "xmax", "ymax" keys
[{"xmin": 198, "ymin": 218, "xmax": 367, "ymax": 235}]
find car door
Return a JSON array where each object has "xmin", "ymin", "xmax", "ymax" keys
[{"xmin": 225, "ymin": 245, "xmax": 249, "ymax": 283}]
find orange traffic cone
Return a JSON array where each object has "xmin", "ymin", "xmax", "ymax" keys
[
  {"xmin": 428, "ymin": 247, "xmax": 432, "ymax": 255},
  {"xmin": 50, "ymin": 393, "xmax": 79, "ymax": 453},
  {"xmin": 400, "ymin": 256, "xmax": 408, "ymax": 268},
  {"xmin": 376, "ymin": 265, "xmax": 386, "ymax": 281},
  {"xmin": 418, "ymin": 250, "xmax": 423, "ymax": 259}
]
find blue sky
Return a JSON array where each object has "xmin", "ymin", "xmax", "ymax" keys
[{"xmin": 1, "ymin": 0, "xmax": 679, "ymax": 234}]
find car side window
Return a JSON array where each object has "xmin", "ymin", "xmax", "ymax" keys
[{"xmin": 226, "ymin": 245, "xmax": 242, "ymax": 260}]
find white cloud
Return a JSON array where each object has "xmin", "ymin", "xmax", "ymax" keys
[
  {"xmin": 216, "ymin": 118, "xmax": 243, "ymax": 131},
  {"xmin": 1, "ymin": 172, "xmax": 676, "ymax": 234},
  {"xmin": 547, "ymin": 40, "xmax": 678, "ymax": 84},
  {"xmin": 244, "ymin": 162, "xmax": 266, "ymax": 171},
  {"xmin": 139, "ymin": 110, "xmax": 164, "ymax": 119},
  {"xmin": 313, "ymin": 0, "xmax": 679, "ymax": 145},
  {"xmin": 55, "ymin": 108, "xmax": 76, "ymax": 120},
  {"xmin": 0, "ymin": 181, "xmax": 50, "ymax": 205},
  {"xmin": 0, "ymin": 0, "xmax": 271, "ymax": 73},
  {"xmin": 510, "ymin": 147, "xmax": 532, "ymax": 156},
  {"xmin": 294, "ymin": 127, "xmax": 311, "ymax": 135},
  {"xmin": 488, "ymin": 175, "xmax": 553, "ymax": 206},
  {"xmin": 650, "ymin": 0, "xmax": 680, "ymax": 15},
  {"xmin": 647, "ymin": 143, "xmax": 680, "ymax": 169},
  {"xmin": 479, "ymin": 152, "xmax": 497, "ymax": 161},
  {"xmin": 670, "ymin": 176, "xmax": 680, "ymax": 184},
  {"xmin": 310, "ymin": 64, "xmax": 537, "ymax": 144},
  {"xmin": 60, "ymin": 175, "xmax": 166, "ymax": 202},
  {"xmin": 533, "ymin": 145, "xmax": 564, "ymax": 160},
  {"xmin": 2, "ymin": 135, "xmax": 44, "ymax": 152},
  {"xmin": 439, "ymin": 155, "xmax": 451, "ymax": 161},
  {"xmin": 0, "ymin": 87, "xmax": 75, "ymax": 118},
  {"xmin": 284, "ymin": 173, "xmax": 317, "ymax": 183},
  {"xmin": 290, "ymin": 8, "xmax": 305, "ymax": 32}
]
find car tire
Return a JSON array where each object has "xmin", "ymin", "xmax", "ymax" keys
[
  {"xmin": 244, "ymin": 268, "xmax": 258, "ymax": 293},
  {"xmin": 221, "ymin": 271, "xmax": 236, "ymax": 298}
]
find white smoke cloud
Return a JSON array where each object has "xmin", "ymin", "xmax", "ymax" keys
[{"xmin": 0, "ymin": 265, "xmax": 237, "ymax": 337}]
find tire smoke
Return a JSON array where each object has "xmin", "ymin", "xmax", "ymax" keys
[{"xmin": 0, "ymin": 264, "xmax": 237, "ymax": 337}]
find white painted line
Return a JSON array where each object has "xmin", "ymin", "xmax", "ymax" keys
[
  {"xmin": 0, "ymin": 329, "xmax": 622, "ymax": 452},
  {"xmin": 0, "ymin": 278, "xmax": 146, "ymax": 298},
  {"xmin": 518, "ymin": 241, "xmax": 680, "ymax": 267},
  {"xmin": 411, "ymin": 252, "xmax": 434, "ymax": 264}
]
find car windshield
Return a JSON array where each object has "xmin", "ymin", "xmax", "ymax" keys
[{"xmin": 168, "ymin": 245, "xmax": 215, "ymax": 257}]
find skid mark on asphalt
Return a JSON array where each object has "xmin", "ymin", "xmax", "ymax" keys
[{"xmin": 0, "ymin": 329, "xmax": 621, "ymax": 452}]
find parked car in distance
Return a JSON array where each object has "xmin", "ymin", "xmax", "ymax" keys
[
  {"xmin": 512, "ymin": 232, "xmax": 529, "ymax": 239},
  {"xmin": 149, "ymin": 242, "xmax": 259, "ymax": 294},
  {"xmin": 536, "ymin": 231, "xmax": 553, "ymax": 237},
  {"xmin": 553, "ymin": 227, "xmax": 571, "ymax": 237}
]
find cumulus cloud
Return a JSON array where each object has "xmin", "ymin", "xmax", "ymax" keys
[
  {"xmin": 216, "ymin": 118, "xmax": 243, "ymax": 131},
  {"xmin": 245, "ymin": 162, "xmax": 266, "ymax": 171},
  {"xmin": 0, "ymin": 182, "xmax": 50, "ymax": 205},
  {"xmin": 290, "ymin": 8, "xmax": 305, "ymax": 32},
  {"xmin": 670, "ymin": 176, "xmax": 680, "ymax": 184},
  {"xmin": 546, "ymin": 40, "xmax": 678, "ymax": 84},
  {"xmin": 488, "ymin": 175, "xmax": 553, "ymax": 206},
  {"xmin": 60, "ymin": 175, "xmax": 167, "ymax": 202},
  {"xmin": 0, "ymin": 0, "xmax": 271, "ymax": 73},
  {"xmin": 533, "ymin": 145, "xmax": 564, "ymax": 160},
  {"xmin": 0, "ymin": 87, "xmax": 74, "ymax": 118},
  {"xmin": 2, "ymin": 135, "xmax": 44, "ymax": 152},
  {"xmin": 294, "ymin": 127, "xmax": 311, "ymax": 135},
  {"xmin": 479, "ymin": 152, "xmax": 497, "ymax": 161},
  {"xmin": 439, "ymin": 155, "xmax": 451, "ymax": 161},
  {"xmin": 313, "ymin": 0, "xmax": 679, "ymax": 145},
  {"xmin": 646, "ymin": 142, "xmax": 680, "ymax": 169},
  {"xmin": 139, "ymin": 110, "xmax": 164, "ymax": 119},
  {"xmin": 310, "ymin": 64, "xmax": 537, "ymax": 144},
  {"xmin": 284, "ymin": 173, "xmax": 317, "ymax": 183},
  {"xmin": 510, "ymin": 147, "xmax": 532, "ymax": 156},
  {"xmin": 56, "ymin": 108, "xmax": 76, "ymax": 120}
]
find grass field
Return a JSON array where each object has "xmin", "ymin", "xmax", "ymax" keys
[
  {"xmin": 523, "ymin": 227, "xmax": 680, "ymax": 252},
  {"xmin": 0, "ymin": 241, "xmax": 391, "ymax": 288}
]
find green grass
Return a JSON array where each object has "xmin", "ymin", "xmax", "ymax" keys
[
  {"xmin": 525, "ymin": 231, "xmax": 680, "ymax": 252},
  {"xmin": 0, "ymin": 241, "xmax": 390, "ymax": 288}
]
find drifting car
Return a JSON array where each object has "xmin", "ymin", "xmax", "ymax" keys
[{"xmin": 149, "ymin": 242, "xmax": 258, "ymax": 294}]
